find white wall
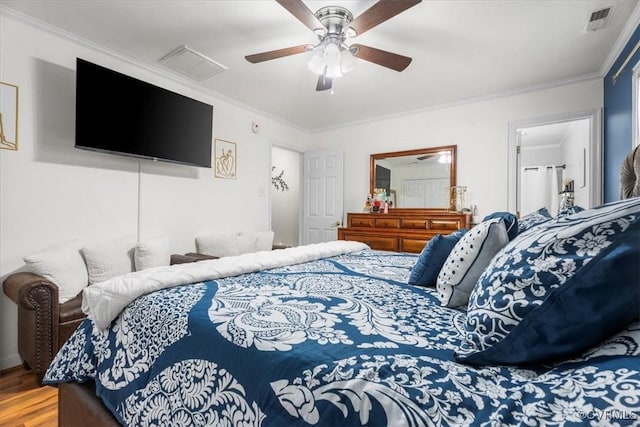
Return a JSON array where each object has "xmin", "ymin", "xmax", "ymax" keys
[
  {"xmin": 308, "ymin": 79, "xmax": 603, "ymax": 220},
  {"xmin": 0, "ymin": 13, "xmax": 309, "ymax": 369}
]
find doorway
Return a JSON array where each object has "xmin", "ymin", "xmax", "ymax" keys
[
  {"xmin": 271, "ymin": 146, "xmax": 302, "ymax": 247},
  {"xmin": 508, "ymin": 110, "xmax": 602, "ymax": 216}
]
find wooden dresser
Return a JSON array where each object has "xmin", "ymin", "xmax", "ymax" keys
[{"xmin": 338, "ymin": 209, "xmax": 471, "ymax": 253}]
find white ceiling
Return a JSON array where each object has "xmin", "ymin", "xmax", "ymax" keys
[
  {"xmin": 2, "ymin": 0, "xmax": 638, "ymax": 132},
  {"xmin": 520, "ymin": 121, "xmax": 577, "ymax": 149}
]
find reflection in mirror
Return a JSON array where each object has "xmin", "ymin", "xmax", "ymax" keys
[{"xmin": 370, "ymin": 145, "xmax": 456, "ymax": 209}]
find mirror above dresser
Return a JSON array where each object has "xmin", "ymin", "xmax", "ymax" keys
[
  {"xmin": 338, "ymin": 145, "xmax": 468, "ymax": 253},
  {"xmin": 370, "ymin": 145, "xmax": 457, "ymax": 209}
]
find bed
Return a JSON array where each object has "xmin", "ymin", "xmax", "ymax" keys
[{"xmin": 44, "ymin": 199, "xmax": 640, "ymax": 426}]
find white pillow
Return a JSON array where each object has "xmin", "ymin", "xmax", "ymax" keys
[
  {"xmin": 23, "ymin": 241, "xmax": 88, "ymax": 303},
  {"xmin": 82, "ymin": 237, "xmax": 135, "ymax": 284},
  {"xmin": 134, "ymin": 236, "xmax": 170, "ymax": 271},
  {"xmin": 255, "ymin": 230, "xmax": 275, "ymax": 251},
  {"xmin": 436, "ymin": 218, "xmax": 509, "ymax": 307},
  {"xmin": 196, "ymin": 231, "xmax": 240, "ymax": 257}
]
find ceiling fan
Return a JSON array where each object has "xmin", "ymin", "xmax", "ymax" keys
[
  {"xmin": 245, "ymin": 0, "xmax": 422, "ymax": 91},
  {"xmin": 417, "ymin": 151, "xmax": 451, "ymax": 164}
]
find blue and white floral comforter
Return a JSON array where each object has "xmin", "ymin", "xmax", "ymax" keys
[{"xmin": 44, "ymin": 249, "xmax": 640, "ymax": 426}]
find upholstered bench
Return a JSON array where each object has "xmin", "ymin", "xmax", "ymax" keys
[
  {"xmin": 2, "ymin": 253, "xmax": 198, "ymax": 384},
  {"xmin": 2, "ymin": 232, "xmax": 195, "ymax": 385}
]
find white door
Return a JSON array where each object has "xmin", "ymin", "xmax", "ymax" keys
[{"xmin": 302, "ymin": 150, "xmax": 343, "ymax": 244}]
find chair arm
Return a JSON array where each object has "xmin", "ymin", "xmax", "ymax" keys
[
  {"xmin": 3, "ymin": 272, "xmax": 60, "ymax": 381},
  {"xmin": 272, "ymin": 244, "xmax": 291, "ymax": 250},
  {"xmin": 170, "ymin": 254, "xmax": 201, "ymax": 265},
  {"xmin": 3, "ymin": 272, "xmax": 60, "ymax": 310}
]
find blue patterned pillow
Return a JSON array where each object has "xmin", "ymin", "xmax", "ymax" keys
[
  {"xmin": 482, "ymin": 212, "xmax": 518, "ymax": 240},
  {"xmin": 517, "ymin": 207, "xmax": 552, "ymax": 234},
  {"xmin": 436, "ymin": 219, "xmax": 509, "ymax": 307},
  {"xmin": 456, "ymin": 198, "xmax": 640, "ymax": 365},
  {"xmin": 408, "ymin": 229, "xmax": 467, "ymax": 287}
]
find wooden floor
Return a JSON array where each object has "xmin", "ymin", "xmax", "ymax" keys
[{"xmin": 0, "ymin": 366, "xmax": 57, "ymax": 427}]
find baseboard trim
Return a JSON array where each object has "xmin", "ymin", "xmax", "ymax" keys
[{"xmin": 0, "ymin": 354, "xmax": 23, "ymax": 372}]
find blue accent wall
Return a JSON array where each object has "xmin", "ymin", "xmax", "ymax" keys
[{"xmin": 603, "ymin": 24, "xmax": 640, "ymax": 202}]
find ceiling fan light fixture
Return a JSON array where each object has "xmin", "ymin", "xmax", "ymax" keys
[
  {"xmin": 326, "ymin": 64, "xmax": 343, "ymax": 79},
  {"xmin": 307, "ymin": 50, "xmax": 325, "ymax": 74},
  {"xmin": 323, "ymin": 42, "xmax": 342, "ymax": 67},
  {"xmin": 307, "ymin": 42, "xmax": 355, "ymax": 78},
  {"xmin": 340, "ymin": 48, "xmax": 355, "ymax": 73},
  {"xmin": 438, "ymin": 153, "xmax": 452, "ymax": 164}
]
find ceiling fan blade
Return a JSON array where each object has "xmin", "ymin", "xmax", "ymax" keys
[
  {"xmin": 352, "ymin": 44, "xmax": 412, "ymax": 72},
  {"xmin": 276, "ymin": 0, "xmax": 326, "ymax": 33},
  {"xmin": 316, "ymin": 73, "xmax": 332, "ymax": 91},
  {"xmin": 348, "ymin": 0, "xmax": 421, "ymax": 37},
  {"xmin": 245, "ymin": 44, "xmax": 308, "ymax": 63}
]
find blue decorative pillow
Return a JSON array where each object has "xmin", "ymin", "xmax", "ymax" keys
[
  {"xmin": 456, "ymin": 197, "xmax": 640, "ymax": 365},
  {"xmin": 436, "ymin": 219, "xmax": 509, "ymax": 307},
  {"xmin": 482, "ymin": 212, "xmax": 518, "ymax": 240},
  {"xmin": 408, "ymin": 229, "xmax": 467, "ymax": 287},
  {"xmin": 517, "ymin": 207, "xmax": 552, "ymax": 234}
]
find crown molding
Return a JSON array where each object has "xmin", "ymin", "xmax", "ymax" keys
[
  {"xmin": 0, "ymin": 5, "xmax": 307, "ymax": 134},
  {"xmin": 309, "ymin": 72, "xmax": 601, "ymax": 133},
  {"xmin": 600, "ymin": 1, "xmax": 640, "ymax": 77},
  {"xmin": 0, "ymin": 4, "xmax": 618, "ymax": 135}
]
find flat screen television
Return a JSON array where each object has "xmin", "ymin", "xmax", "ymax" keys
[{"xmin": 75, "ymin": 58, "xmax": 213, "ymax": 168}]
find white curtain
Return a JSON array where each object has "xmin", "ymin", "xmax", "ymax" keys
[{"xmin": 520, "ymin": 166, "xmax": 562, "ymax": 216}]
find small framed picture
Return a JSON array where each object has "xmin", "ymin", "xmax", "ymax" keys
[{"xmin": 214, "ymin": 139, "xmax": 236, "ymax": 179}]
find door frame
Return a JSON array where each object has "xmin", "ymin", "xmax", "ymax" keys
[{"xmin": 507, "ymin": 109, "xmax": 602, "ymax": 214}]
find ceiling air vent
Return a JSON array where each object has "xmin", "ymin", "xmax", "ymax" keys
[
  {"xmin": 160, "ymin": 46, "xmax": 227, "ymax": 81},
  {"xmin": 583, "ymin": 6, "xmax": 613, "ymax": 32}
]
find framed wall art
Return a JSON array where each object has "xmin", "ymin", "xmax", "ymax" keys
[
  {"xmin": 0, "ymin": 81, "xmax": 19, "ymax": 151},
  {"xmin": 214, "ymin": 139, "xmax": 236, "ymax": 179}
]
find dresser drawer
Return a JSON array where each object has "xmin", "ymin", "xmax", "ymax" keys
[
  {"xmin": 401, "ymin": 219, "xmax": 427, "ymax": 229},
  {"xmin": 399, "ymin": 238, "xmax": 429, "ymax": 253},
  {"xmin": 429, "ymin": 219, "xmax": 462, "ymax": 231},
  {"xmin": 374, "ymin": 218, "xmax": 400, "ymax": 228},
  {"xmin": 349, "ymin": 216, "xmax": 375, "ymax": 228},
  {"xmin": 341, "ymin": 233, "xmax": 398, "ymax": 251}
]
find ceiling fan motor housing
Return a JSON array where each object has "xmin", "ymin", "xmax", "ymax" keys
[{"xmin": 314, "ymin": 6, "xmax": 355, "ymax": 39}]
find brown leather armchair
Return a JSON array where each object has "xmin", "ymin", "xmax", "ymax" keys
[
  {"xmin": 2, "ymin": 254, "xmax": 199, "ymax": 385},
  {"xmin": 3, "ymin": 272, "xmax": 84, "ymax": 385}
]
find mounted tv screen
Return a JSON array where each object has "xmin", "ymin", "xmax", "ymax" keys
[{"xmin": 75, "ymin": 58, "xmax": 213, "ymax": 168}]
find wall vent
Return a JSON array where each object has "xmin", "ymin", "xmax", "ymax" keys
[
  {"xmin": 160, "ymin": 46, "xmax": 227, "ymax": 81},
  {"xmin": 583, "ymin": 6, "xmax": 613, "ymax": 32}
]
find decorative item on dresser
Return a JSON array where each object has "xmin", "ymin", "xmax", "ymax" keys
[{"xmin": 338, "ymin": 208, "xmax": 471, "ymax": 253}]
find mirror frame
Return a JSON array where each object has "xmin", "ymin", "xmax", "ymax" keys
[{"xmin": 370, "ymin": 145, "xmax": 457, "ymax": 211}]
